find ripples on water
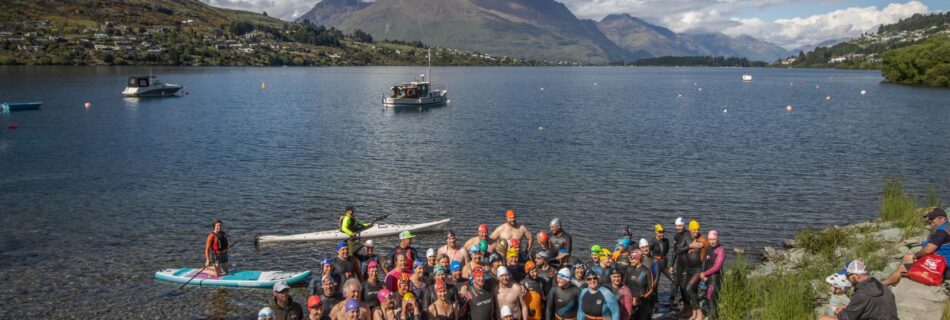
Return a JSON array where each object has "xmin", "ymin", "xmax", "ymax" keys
[{"xmin": 0, "ymin": 66, "xmax": 948, "ymax": 318}]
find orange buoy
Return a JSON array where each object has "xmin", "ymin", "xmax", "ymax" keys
[
  {"xmin": 786, "ymin": 105, "xmax": 793, "ymax": 112},
  {"xmin": 84, "ymin": 102, "xmax": 92, "ymax": 109}
]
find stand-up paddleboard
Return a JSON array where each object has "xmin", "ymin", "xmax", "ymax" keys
[
  {"xmin": 155, "ymin": 268, "xmax": 311, "ymax": 288},
  {"xmin": 255, "ymin": 219, "xmax": 451, "ymax": 245}
]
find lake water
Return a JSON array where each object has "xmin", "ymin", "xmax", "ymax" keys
[{"xmin": 0, "ymin": 66, "xmax": 948, "ymax": 318}]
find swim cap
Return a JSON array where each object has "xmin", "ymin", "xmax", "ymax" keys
[
  {"xmin": 688, "ymin": 220, "xmax": 700, "ymax": 231},
  {"xmin": 591, "ymin": 245, "xmax": 602, "ymax": 253},
  {"xmin": 470, "ymin": 245, "xmax": 480, "ymax": 254},
  {"xmin": 472, "ymin": 266, "xmax": 486, "ymax": 279},
  {"xmin": 337, "ymin": 241, "xmax": 348, "ymax": 251},
  {"xmin": 497, "ymin": 266, "xmax": 510, "ymax": 277},
  {"xmin": 537, "ymin": 250, "xmax": 550, "ymax": 260},
  {"xmin": 675, "ymin": 217, "xmax": 685, "ymax": 226},
  {"xmin": 629, "ymin": 250, "xmax": 642, "ymax": 260},
  {"xmin": 258, "ymin": 307, "xmax": 275, "ymax": 319},
  {"xmin": 501, "ymin": 305, "xmax": 513, "ymax": 318},
  {"xmin": 345, "ymin": 299, "xmax": 359, "ymax": 312},
  {"xmin": 524, "ymin": 261, "xmax": 536, "ymax": 272},
  {"xmin": 413, "ymin": 259, "xmax": 425, "ymax": 269},
  {"xmin": 435, "ymin": 280, "xmax": 447, "ymax": 292},
  {"xmin": 639, "ymin": 238, "xmax": 650, "ymax": 248},
  {"xmin": 708, "ymin": 230, "xmax": 719, "ymax": 240},
  {"xmin": 479, "ymin": 240, "xmax": 489, "ymax": 252},
  {"xmin": 450, "ymin": 261, "xmax": 462, "ymax": 272},
  {"xmin": 403, "ymin": 292, "xmax": 415, "ymax": 301},
  {"xmin": 478, "ymin": 224, "xmax": 488, "ymax": 233},
  {"xmin": 308, "ymin": 295, "xmax": 323, "ymax": 309},
  {"xmin": 434, "ymin": 265, "xmax": 446, "ymax": 275},
  {"xmin": 322, "ymin": 258, "xmax": 333, "ymax": 266},
  {"xmin": 489, "ymin": 252, "xmax": 503, "ymax": 263},
  {"xmin": 655, "ymin": 224, "xmax": 665, "ymax": 232},
  {"xmin": 322, "ymin": 274, "xmax": 337, "ymax": 285},
  {"xmin": 557, "ymin": 268, "xmax": 571, "ymax": 279},
  {"xmin": 573, "ymin": 263, "xmax": 586, "ymax": 270},
  {"xmin": 367, "ymin": 261, "xmax": 378, "ymax": 270},
  {"xmin": 550, "ymin": 218, "xmax": 561, "ymax": 227},
  {"xmin": 506, "ymin": 248, "xmax": 519, "ymax": 259},
  {"xmin": 559, "ymin": 249, "xmax": 569, "ymax": 256},
  {"xmin": 537, "ymin": 231, "xmax": 548, "ymax": 243},
  {"xmin": 506, "ymin": 209, "xmax": 516, "ymax": 219},
  {"xmin": 398, "ymin": 273, "xmax": 410, "ymax": 282},
  {"xmin": 509, "ymin": 239, "xmax": 519, "ymax": 249},
  {"xmin": 377, "ymin": 288, "xmax": 393, "ymax": 304},
  {"xmin": 619, "ymin": 238, "xmax": 632, "ymax": 249},
  {"xmin": 426, "ymin": 248, "xmax": 436, "ymax": 257},
  {"xmin": 600, "ymin": 248, "xmax": 611, "ymax": 257}
]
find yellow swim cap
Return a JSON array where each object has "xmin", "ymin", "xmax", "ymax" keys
[
  {"xmin": 403, "ymin": 293, "xmax": 416, "ymax": 301},
  {"xmin": 654, "ymin": 224, "xmax": 665, "ymax": 232},
  {"xmin": 688, "ymin": 220, "xmax": 700, "ymax": 231},
  {"xmin": 506, "ymin": 248, "xmax": 519, "ymax": 259}
]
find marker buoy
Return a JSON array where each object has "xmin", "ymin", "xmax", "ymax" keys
[
  {"xmin": 261, "ymin": 82, "xmax": 267, "ymax": 90},
  {"xmin": 698, "ymin": 87, "xmax": 703, "ymax": 91},
  {"xmin": 540, "ymin": 87, "xmax": 544, "ymax": 91},
  {"xmin": 786, "ymin": 105, "xmax": 793, "ymax": 112},
  {"xmin": 593, "ymin": 82, "xmax": 598, "ymax": 86},
  {"xmin": 8, "ymin": 123, "xmax": 18, "ymax": 129},
  {"xmin": 538, "ymin": 126, "xmax": 544, "ymax": 130},
  {"xmin": 860, "ymin": 90, "xmax": 867, "ymax": 95},
  {"xmin": 677, "ymin": 94, "xmax": 683, "ymax": 98},
  {"xmin": 789, "ymin": 82, "xmax": 794, "ymax": 86},
  {"xmin": 84, "ymin": 102, "xmax": 92, "ymax": 109},
  {"xmin": 826, "ymin": 95, "xmax": 832, "ymax": 100},
  {"xmin": 816, "ymin": 85, "xmax": 820, "ymax": 90},
  {"xmin": 723, "ymin": 108, "xmax": 728, "ymax": 113}
]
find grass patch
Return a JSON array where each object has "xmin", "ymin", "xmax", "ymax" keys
[
  {"xmin": 797, "ymin": 227, "xmax": 850, "ymax": 259},
  {"xmin": 943, "ymin": 300, "xmax": 950, "ymax": 320},
  {"xmin": 879, "ymin": 177, "xmax": 922, "ymax": 236}
]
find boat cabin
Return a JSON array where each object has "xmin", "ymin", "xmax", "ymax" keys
[
  {"xmin": 390, "ymin": 82, "xmax": 430, "ymax": 99},
  {"xmin": 127, "ymin": 76, "xmax": 153, "ymax": 88}
]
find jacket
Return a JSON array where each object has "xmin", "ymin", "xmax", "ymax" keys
[
  {"xmin": 838, "ymin": 278, "xmax": 898, "ymax": 320},
  {"xmin": 269, "ymin": 296, "xmax": 305, "ymax": 320}
]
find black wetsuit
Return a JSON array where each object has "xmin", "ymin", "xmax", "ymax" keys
[
  {"xmin": 549, "ymin": 231, "xmax": 573, "ymax": 268},
  {"xmin": 683, "ymin": 236, "xmax": 707, "ymax": 311},
  {"xmin": 332, "ymin": 256, "xmax": 357, "ymax": 281},
  {"xmin": 625, "ymin": 265, "xmax": 654, "ymax": 320},
  {"xmin": 649, "ymin": 237, "xmax": 672, "ymax": 286},
  {"xmin": 669, "ymin": 230, "xmax": 689, "ymax": 302},
  {"xmin": 546, "ymin": 284, "xmax": 580, "ymax": 320},
  {"xmin": 362, "ymin": 279, "xmax": 383, "ymax": 309},
  {"xmin": 319, "ymin": 292, "xmax": 342, "ymax": 320},
  {"xmin": 465, "ymin": 285, "xmax": 497, "ymax": 320}
]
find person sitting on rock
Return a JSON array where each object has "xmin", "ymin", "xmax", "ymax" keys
[
  {"xmin": 819, "ymin": 260, "xmax": 898, "ymax": 320},
  {"xmin": 882, "ymin": 207, "xmax": 950, "ymax": 286},
  {"xmin": 824, "ymin": 273, "xmax": 852, "ymax": 317}
]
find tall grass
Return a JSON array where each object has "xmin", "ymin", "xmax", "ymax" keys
[
  {"xmin": 943, "ymin": 300, "xmax": 950, "ymax": 320},
  {"xmin": 879, "ymin": 177, "xmax": 922, "ymax": 236},
  {"xmin": 718, "ymin": 253, "xmax": 757, "ymax": 319}
]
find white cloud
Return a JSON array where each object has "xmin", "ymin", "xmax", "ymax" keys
[
  {"xmin": 721, "ymin": 1, "xmax": 930, "ymax": 49},
  {"xmin": 201, "ymin": 0, "xmax": 316, "ymax": 21}
]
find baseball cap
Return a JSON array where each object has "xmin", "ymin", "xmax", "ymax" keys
[
  {"xmin": 609, "ymin": 267, "xmax": 623, "ymax": 276},
  {"xmin": 258, "ymin": 307, "xmax": 275, "ymax": 319},
  {"xmin": 308, "ymin": 295, "xmax": 323, "ymax": 309},
  {"xmin": 926, "ymin": 208, "xmax": 947, "ymax": 221},
  {"xmin": 399, "ymin": 231, "xmax": 415, "ymax": 240},
  {"xmin": 846, "ymin": 260, "xmax": 867, "ymax": 275},
  {"xmin": 273, "ymin": 281, "xmax": 290, "ymax": 292}
]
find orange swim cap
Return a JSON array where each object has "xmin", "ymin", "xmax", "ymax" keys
[
  {"xmin": 478, "ymin": 224, "xmax": 488, "ymax": 233},
  {"xmin": 506, "ymin": 209, "xmax": 516, "ymax": 219},
  {"xmin": 537, "ymin": 231, "xmax": 548, "ymax": 242},
  {"xmin": 524, "ymin": 261, "xmax": 536, "ymax": 272}
]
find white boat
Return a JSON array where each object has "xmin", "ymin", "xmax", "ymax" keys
[
  {"xmin": 122, "ymin": 75, "xmax": 182, "ymax": 97},
  {"xmin": 382, "ymin": 49, "xmax": 447, "ymax": 107},
  {"xmin": 742, "ymin": 74, "xmax": 753, "ymax": 82},
  {"xmin": 255, "ymin": 218, "xmax": 451, "ymax": 244}
]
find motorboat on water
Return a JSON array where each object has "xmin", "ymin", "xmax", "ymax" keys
[
  {"xmin": 742, "ymin": 74, "xmax": 753, "ymax": 82},
  {"xmin": 1, "ymin": 102, "xmax": 42, "ymax": 112},
  {"xmin": 122, "ymin": 75, "xmax": 182, "ymax": 97},
  {"xmin": 382, "ymin": 49, "xmax": 448, "ymax": 107}
]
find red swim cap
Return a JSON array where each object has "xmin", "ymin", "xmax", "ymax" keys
[
  {"xmin": 506, "ymin": 209, "xmax": 516, "ymax": 219},
  {"xmin": 478, "ymin": 224, "xmax": 488, "ymax": 233}
]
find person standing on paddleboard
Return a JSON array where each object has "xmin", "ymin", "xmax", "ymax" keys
[{"xmin": 203, "ymin": 219, "xmax": 229, "ymax": 276}]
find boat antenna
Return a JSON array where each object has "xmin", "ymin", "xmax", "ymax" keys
[{"xmin": 427, "ymin": 48, "xmax": 431, "ymax": 84}]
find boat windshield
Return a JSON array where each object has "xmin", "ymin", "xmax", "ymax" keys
[{"xmin": 128, "ymin": 77, "xmax": 149, "ymax": 87}]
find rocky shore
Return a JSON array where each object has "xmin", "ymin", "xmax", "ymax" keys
[{"xmin": 748, "ymin": 213, "xmax": 949, "ymax": 320}]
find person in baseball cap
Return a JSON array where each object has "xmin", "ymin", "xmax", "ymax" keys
[
  {"xmin": 269, "ymin": 281, "xmax": 304, "ymax": 319},
  {"xmin": 819, "ymin": 260, "xmax": 897, "ymax": 320},
  {"xmin": 883, "ymin": 207, "xmax": 950, "ymax": 286}
]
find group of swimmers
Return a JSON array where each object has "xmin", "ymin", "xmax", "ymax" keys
[{"xmin": 228, "ymin": 208, "xmax": 726, "ymax": 320}]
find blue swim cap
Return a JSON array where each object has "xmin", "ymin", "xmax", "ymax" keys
[
  {"xmin": 345, "ymin": 298, "xmax": 360, "ymax": 312},
  {"xmin": 414, "ymin": 258, "xmax": 425, "ymax": 268},
  {"xmin": 450, "ymin": 261, "xmax": 462, "ymax": 272},
  {"xmin": 619, "ymin": 238, "xmax": 632, "ymax": 249},
  {"xmin": 322, "ymin": 258, "xmax": 333, "ymax": 265},
  {"xmin": 337, "ymin": 241, "xmax": 348, "ymax": 251}
]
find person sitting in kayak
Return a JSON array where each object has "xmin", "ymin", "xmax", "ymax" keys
[
  {"xmin": 340, "ymin": 206, "xmax": 372, "ymax": 237},
  {"xmin": 203, "ymin": 219, "xmax": 229, "ymax": 276}
]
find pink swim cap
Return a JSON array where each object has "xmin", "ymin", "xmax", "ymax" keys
[{"xmin": 708, "ymin": 230, "xmax": 719, "ymax": 240}]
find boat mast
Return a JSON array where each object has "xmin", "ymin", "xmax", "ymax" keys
[{"xmin": 427, "ymin": 48, "xmax": 431, "ymax": 84}]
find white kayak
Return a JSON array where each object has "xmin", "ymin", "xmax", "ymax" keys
[
  {"xmin": 255, "ymin": 218, "xmax": 451, "ymax": 244},
  {"xmin": 154, "ymin": 268, "xmax": 311, "ymax": 288}
]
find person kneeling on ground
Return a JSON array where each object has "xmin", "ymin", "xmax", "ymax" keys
[
  {"xmin": 882, "ymin": 207, "xmax": 950, "ymax": 286},
  {"xmin": 819, "ymin": 260, "xmax": 898, "ymax": 320}
]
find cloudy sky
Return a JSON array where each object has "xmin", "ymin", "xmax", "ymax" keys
[{"xmin": 202, "ymin": 0, "xmax": 948, "ymax": 49}]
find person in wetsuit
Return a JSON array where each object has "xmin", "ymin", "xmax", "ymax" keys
[
  {"xmin": 648, "ymin": 224, "xmax": 672, "ymax": 304},
  {"xmin": 548, "ymin": 218, "xmax": 573, "ymax": 267},
  {"xmin": 522, "ymin": 261, "xmax": 548, "ymax": 320},
  {"xmin": 682, "ymin": 220, "xmax": 708, "ymax": 316},
  {"xmin": 625, "ymin": 250, "xmax": 655, "ymax": 320},
  {"xmin": 546, "ymin": 268, "xmax": 580, "ymax": 320},
  {"xmin": 462, "ymin": 267, "xmax": 497, "ymax": 320},
  {"xmin": 668, "ymin": 218, "xmax": 689, "ymax": 306},
  {"xmin": 576, "ymin": 270, "xmax": 620, "ymax": 320},
  {"xmin": 693, "ymin": 230, "xmax": 725, "ymax": 320}
]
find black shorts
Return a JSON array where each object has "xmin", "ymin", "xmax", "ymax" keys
[{"xmin": 212, "ymin": 251, "xmax": 229, "ymax": 264}]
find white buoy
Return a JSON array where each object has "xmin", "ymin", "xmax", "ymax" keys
[
  {"xmin": 261, "ymin": 82, "xmax": 267, "ymax": 89},
  {"xmin": 539, "ymin": 126, "xmax": 544, "ymax": 130},
  {"xmin": 860, "ymin": 90, "xmax": 867, "ymax": 95},
  {"xmin": 593, "ymin": 82, "xmax": 598, "ymax": 86},
  {"xmin": 815, "ymin": 84, "xmax": 820, "ymax": 90},
  {"xmin": 84, "ymin": 102, "xmax": 92, "ymax": 109},
  {"xmin": 677, "ymin": 94, "xmax": 683, "ymax": 98},
  {"xmin": 698, "ymin": 87, "xmax": 703, "ymax": 91},
  {"xmin": 786, "ymin": 105, "xmax": 793, "ymax": 112},
  {"xmin": 723, "ymin": 108, "xmax": 728, "ymax": 113},
  {"xmin": 789, "ymin": 82, "xmax": 794, "ymax": 86},
  {"xmin": 826, "ymin": 95, "xmax": 832, "ymax": 100},
  {"xmin": 540, "ymin": 87, "xmax": 544, "ymax": 91}
]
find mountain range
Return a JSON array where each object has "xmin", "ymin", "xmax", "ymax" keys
[{"xmin": 296, "ymin": 0, "xmax": 794, "ymax": 63}]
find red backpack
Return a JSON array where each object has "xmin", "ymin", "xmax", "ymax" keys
[{"xmin": 907, "ymin": 254, "xmax": 947, "ymax": 286}]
